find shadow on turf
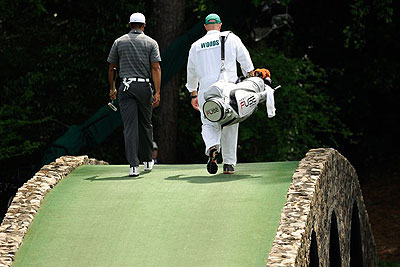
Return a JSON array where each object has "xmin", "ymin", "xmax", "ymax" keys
[
  {"xmin": 83, "ymin": 174, "xmax": 148, "ymax": 182},
  {"xmin": 165, "ymin": 174, "xmax": 258, "ymax": 183}
]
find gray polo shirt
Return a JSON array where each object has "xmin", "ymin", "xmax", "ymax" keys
[{"xmin": 107, "ymin": 29, "xmax": 161, "ymax": 79}]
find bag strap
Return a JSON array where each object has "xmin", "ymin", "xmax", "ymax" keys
[
  {"xmin": 221, "ymin": 35, "xmax": 226, "ymax": 61},
  {"xmin": 220, "ymin": 31, "xmax": 231, "ymax": 61},
  {"xmin": 219, "ymin": 31, "xmax": 231, "ymax": 80}
]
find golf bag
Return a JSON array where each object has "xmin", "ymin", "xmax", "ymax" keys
[{"xmin": 202, "ymin": 76, "xmax": 278, "ymax": 127}]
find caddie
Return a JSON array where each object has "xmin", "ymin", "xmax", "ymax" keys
[{"xmin": 185, "ymin": 13, "xmax": 254, "ymax": 174}]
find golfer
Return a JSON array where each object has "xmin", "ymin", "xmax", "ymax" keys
[
  {"xmin": 107, "ymin": 12, "xmax": 161, "ymax": 177},
  {"xmin": 186, "ymin": 13, "xmax": 254, "ymax": 174}
]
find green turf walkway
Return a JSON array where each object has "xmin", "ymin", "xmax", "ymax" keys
[{"xmin": 13, "ymin": 162, "xmax": 298, "ymax": 267}]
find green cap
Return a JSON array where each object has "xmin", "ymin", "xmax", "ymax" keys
[{"xmin": 205, "ymin": 13, "xmax": 221, "ymax": 24}]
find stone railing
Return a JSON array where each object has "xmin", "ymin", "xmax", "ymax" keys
[
  {"xmin": 267, "ymin": 148, "xmax": 377, "ymax": 266},
  {"xmin": 0, "ymin": 156, "xmax": 108, "ymax": 267}
]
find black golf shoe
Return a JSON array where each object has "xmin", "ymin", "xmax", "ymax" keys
[
  {"xmin": 207, "ymin": 147, "xmax": 218, "ymax": 174},
  {"xmin": 223, "ymin": 164, "xmax": 234, "ymax": 174}
]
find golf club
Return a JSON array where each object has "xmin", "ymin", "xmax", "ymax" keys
[{"xmin": 108, "ymin": 67, "xmax": 118, "ymax": 112}]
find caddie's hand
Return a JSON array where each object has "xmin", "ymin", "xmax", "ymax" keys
[
  {"xmin": 152, "ymin": 92, "xmax": 160, "ymax": 107},
  {"xmin": 109, "ymin": 88, "xmax": 117, "ymax": 100},
  {"xmin": 191, "ymin": 96, "xmax": 200, "ymax": 111}
]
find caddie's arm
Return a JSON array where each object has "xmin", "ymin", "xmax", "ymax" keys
[
  {"xmin": 185, "ymin": 47, "xmax": 200, "ymax": 111},
  {"xmin": 234, "ymin": 35, "xmax": 254, "ymax": 77},
  {"xmin": 151, "ymin": 61, "xmax": 161, "ymax": 108},
  {"xmin": 108, "ymin": 63, "xmax": 118, "ymax": 100}
]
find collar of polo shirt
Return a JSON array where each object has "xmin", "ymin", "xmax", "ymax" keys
[{"xmin": 131, "ymin": 29, "xmax": 143, "ymax": 34}]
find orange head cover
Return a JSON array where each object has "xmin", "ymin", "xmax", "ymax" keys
[{"xmin": 254, "ymin": 68, "xmax": 271, "ymax": 79}]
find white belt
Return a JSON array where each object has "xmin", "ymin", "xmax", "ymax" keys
[{"xmin": 122, "ymin": 77, "xmax": 150, "ymax": 91}]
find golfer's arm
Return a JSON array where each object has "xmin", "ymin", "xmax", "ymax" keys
[
  {"xmin": 108, "ymin": 63, "xmax": 118, "ymax": 89},
  {"xmin": 151, "ymin": 61, "xmax": 161, "ymax": 95}
]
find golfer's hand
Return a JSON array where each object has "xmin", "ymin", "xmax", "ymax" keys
[
  {"xmin": 191, "ymin": 97, "xmax": 200, "ymax": 111},
  {"xmin": 152, "ymin": 92, "xmax": 160, "ymax": 107},
  {"xmin": 109, "ymin": 88, "xmax": 117, "ymax": 100}
]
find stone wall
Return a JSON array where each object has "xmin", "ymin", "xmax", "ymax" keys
[
  {"xmin": 0, "ymin": 156, "xmax": 108, "ymax": 267},
  {"xmin": 267, "ymin": 148, "xmax": 377, "ymax": 266}
]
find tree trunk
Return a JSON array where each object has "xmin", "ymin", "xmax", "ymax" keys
[{"xmin": 148, "ymin": 0, "xmax": 185, "ymax": 163}]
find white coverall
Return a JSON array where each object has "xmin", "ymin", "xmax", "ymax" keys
[{"xmin": 185, "ymin": 30, "xmax": 254, "ymax": 165}]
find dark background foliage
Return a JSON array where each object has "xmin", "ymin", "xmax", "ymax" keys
[{"xmin": 1, "ymin": 0, "xmax": 399, "ymax": 260}]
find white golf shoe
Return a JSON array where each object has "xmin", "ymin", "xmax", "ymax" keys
[
  {"xmin": 129, "ymin": 166, "xmax": 139, "ymax": 177},
  {"xmin": 144, "ymin": 160, "xmax": 154, "ymax": 171}
]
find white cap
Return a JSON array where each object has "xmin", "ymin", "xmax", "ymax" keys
[{"xmin": 129, "ymin": 13, "xmax": 146, "ymax": 24}]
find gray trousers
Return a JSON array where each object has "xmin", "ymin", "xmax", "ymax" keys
[{"xmin": 118, "ymin": 82, "xmax": 154, "ymax": 167}]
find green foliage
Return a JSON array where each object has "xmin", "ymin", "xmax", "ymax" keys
[
  {"xmin": 0, "ymin": 0, "xmax": 143, "ymax": 161},
  {"xmin": 344, "ymin": 0, "xmax": 393, "ymax": 49},
  {"xmin": 186, "ymin": 0, "xmax": 217, "ymax": 24},
  {"xmin": 237, "ymin": 44, "xmax": 351, "ymax": 161},
  {"xmin": 379, "ymin": 261, "xmax": 400, "ymax": 267},
  {"xmin": 0, "ymin": 124, "xmax": 44, "ymax": 160},
  {"xmin": 251, "ymin": 0, "xmax": 291, "ymax": 7},
  {"xmin": 0, "ymin": 0, "xmax": 392, "ymax": 167}
]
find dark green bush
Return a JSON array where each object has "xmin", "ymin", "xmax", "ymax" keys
[{"xmin": 236, "ymin": 44, "xmax": 351, "ymax": 161}]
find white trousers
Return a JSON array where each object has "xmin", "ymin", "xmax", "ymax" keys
[{"xmin": 198, "ymin": 78, "xmax": 238, "ymax": 166}]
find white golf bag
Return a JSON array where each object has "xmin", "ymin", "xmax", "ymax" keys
[{"xmin": 202, "ymin": 76, "xmax": 278, "ymax": 127}]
